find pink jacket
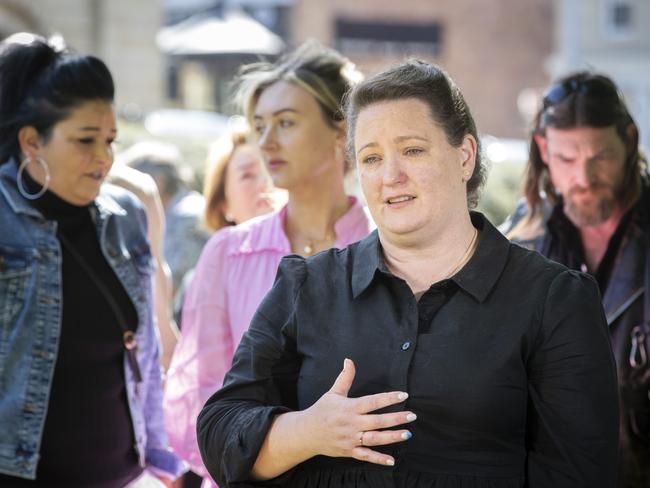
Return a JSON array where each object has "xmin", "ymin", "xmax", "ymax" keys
[{"xmin": 163, "ymin": 198, "xmax": 374, "ymax": 485}]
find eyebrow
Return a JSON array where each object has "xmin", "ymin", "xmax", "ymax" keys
[
  {"xmin": 234, "ymin": 161, "xmax": 257, "ymax": 171},
  {"xmin": 76, "ymin": 126, "xmax": 117, "ymax": 133},
  {"xmin": 395, "ymin": 135, "xmax": 428, "ymax": 144},
  {"xmin": 253, "ymin": 108, "xmax": 300, "ymax": 119},
  {"xmin": 356, "ymin": 135, "xmax": 429, "ymax": 155},
  {"xmin": 587, "ymin": 148, "xmax": 615, "ymax": 161},
  {"xmin": 552, "ymin": 147, "xmax": 613, "ymax": 159}
]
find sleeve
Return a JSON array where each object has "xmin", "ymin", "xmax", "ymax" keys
[
  {"xmin": 526, "ymin": 270, "xmax": 619, "ymax": 487},
  {"xmin": 142, "ymin": 311, "xmax": 187, "ymax": 479},
  {"xmin": 130, "ymin": 204, "xmax": 186, "ymax": 479},
  {"xmin": 165, "ymin": 210, "xmax": 209, "ymax": 293},
  {"xmin": 163, "ymin": 230, "xmax": 237, "ymax": 477},
  {"xmin": 197, "ymin": 255, "xmax": 307, "ymax": 487}
]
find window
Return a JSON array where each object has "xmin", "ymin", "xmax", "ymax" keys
[
  {"xmin": 167, "ymin": 63, "xmax": 179, "ymax": 101},
  {"xmin": 612, "ymin": 3, "xmax": 632, "ymax": 27},
  {"xmin": 335, "ymin": 18, "xmax": 442, "ymax": 57},
  {"xmin": 602, "ymin": 0, "xmax": 635, "ymax": 39}
]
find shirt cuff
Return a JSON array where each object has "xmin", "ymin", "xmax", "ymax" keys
[{"xmin": 146, "ymin": 447, "xmax": 188, "ymax": 479}]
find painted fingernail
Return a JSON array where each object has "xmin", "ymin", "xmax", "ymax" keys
[
  {"xmin": 397, "ymin": 392, "xmax": 408, "ymax": 401},
  {"xmin": 401, "ymin": 431, "xmax": 412, "ymax": 440},
  {"xmin": 386, "ymin": 458, "xmax": 395, "ymax": 466},
  {"xmin": 406, "ymin": 413, "xmax": 417, "ymax": 422}
]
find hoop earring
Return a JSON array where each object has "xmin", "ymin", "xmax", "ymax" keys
[{"xmin": 17, "ymin": 156, "xmax": 50, "ymax": 200}]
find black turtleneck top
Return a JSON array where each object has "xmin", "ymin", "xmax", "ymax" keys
[{"xmin": 0, "ymin": 173, "xmax": 142, "ymax": 487}]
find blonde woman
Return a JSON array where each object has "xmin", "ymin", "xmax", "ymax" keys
[{"xmin": 164, "ymin": 42, "xmax": 374, "ymax": 485}]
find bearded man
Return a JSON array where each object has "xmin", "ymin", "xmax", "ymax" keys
[{"xmin": 501, "ymin": 71, "xmax": 649, "ymax": 487}]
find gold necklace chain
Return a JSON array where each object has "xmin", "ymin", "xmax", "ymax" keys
[
  {"xmin": 445, "ymin": 228, "xmax": 478, "ymax": 279},
  {"xmin": 303, "ymin": 233, "xmax": 335, "ymax": 255}
]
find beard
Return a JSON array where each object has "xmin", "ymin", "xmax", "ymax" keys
[{"xmin": 563, "ymin": 183, "xmax": 620, "ymax": 227}]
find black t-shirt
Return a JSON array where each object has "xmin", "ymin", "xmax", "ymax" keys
[{"xmin": 0, "ymin": 173, "xmax": 141, "ymax": 487}]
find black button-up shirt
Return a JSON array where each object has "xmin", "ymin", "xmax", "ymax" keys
[{"xmin": 198, "ymin": 213, "xmax": 619, "ymax": 488}]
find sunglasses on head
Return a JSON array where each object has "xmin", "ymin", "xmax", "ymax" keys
[{"xmin": 542, "ymin": 76, "xmax": 621, "ymax": 109}]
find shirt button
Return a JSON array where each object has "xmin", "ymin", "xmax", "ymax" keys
[{"xmin": 401, "ymin": 341, "xmax": 411, "ymax": 351}]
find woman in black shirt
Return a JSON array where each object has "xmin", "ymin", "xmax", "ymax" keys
[{"xmin": 197, "ymin": 61, "xmax": 619, "ymax": 487}]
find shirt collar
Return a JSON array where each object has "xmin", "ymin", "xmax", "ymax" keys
[
  {"xmin": 232, "ymin": 207, "xmax": 290, "ymax": 255},
  {"xmin": 452, "ymin": 212, "xmax": 510, "ymax": 302},
  {"xmin": 235, "ymin": 196, "xmax": 371, "ymax": 255},
  {"xmin": 333, "ymin": 197, "xmax": 374, "ymax": 246},
  {"xmin": 94, "ymin": 185, "xmax": 128, "ymax": 218},
  {"xmin": 351, "ymin": 212, "xmax": 510, "ymax": 302},
  {"xmin": 351, "ymin": 229, "xmax": 383, "ymax": 298}
]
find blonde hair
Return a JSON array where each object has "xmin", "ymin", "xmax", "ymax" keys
[
  {"xmin": 203, "ymin": 130, "xmax": 251, "ymax": 232},
  {"xmin": 234, "ymin": 40, "xmax": 362, "ymax": 129}
]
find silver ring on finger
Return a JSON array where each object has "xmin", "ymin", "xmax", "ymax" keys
[{"xmin": 359, "ymin": 431, "xmax": 365, "ymax": 446}]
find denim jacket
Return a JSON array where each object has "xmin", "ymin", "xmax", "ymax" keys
[{"xmin": 0, "ymin": 161, "xmax": 185, "ymax": 480}]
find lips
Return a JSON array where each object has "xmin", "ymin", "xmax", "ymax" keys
[
  {"xmin": 267, "ymin": 159, "xmax": 287, "ymax": 171},
  {"xmin": 85, "ymin": 170, "xmax": 104, "ymax": 180},
  {"xmin": 256, "ymin": 195, "xmax": 273, "ymax": 208},
  {"xmin": 386, "ymin": 195, "xmax": 415, "ymax": 205}
]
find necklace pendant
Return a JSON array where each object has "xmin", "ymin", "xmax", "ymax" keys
[{"xmin": 304, "ymin": 244, "xmax": 313, "ymax": 255}]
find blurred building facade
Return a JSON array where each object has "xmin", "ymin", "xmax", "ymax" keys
[
  {"xmin": 0, "ymin": 0, "xmax": 164, "ymax": 117},
  {"xmin": 288, "ymin": 0, "xmax": 553, "ymax": 139},
  {"xmin": 4, "ymin": 0, "xmax": 647, "ymax": 148},
  {"xmin": 1, "ymin": 0, "xmax": 553, "ymax": 138},
  {"xmin": 549, "ymin": 0, "xmax": 650, "ymax": 151},
  {"xmin": 158, "ymin": 3, "xmax": 285, "ymax": 113},
  {"xmin": 212, "ymin": 0, "xmax": 554, "ymax": 138}
]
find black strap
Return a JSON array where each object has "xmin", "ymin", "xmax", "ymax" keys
[
  {"xmin": 645, "ymin": 224, "xmax": 650, "ymax": 335},
  {"xmin": 629, "ymin": 225, "xmax": 650, "ymax": 371},
  {"xmin": 637, "ymin": 224, "xmax": 650, "ymax": 367},
  {"xmin": 57, "ymin": 233, "xmax": 143, "ymax": 383}
]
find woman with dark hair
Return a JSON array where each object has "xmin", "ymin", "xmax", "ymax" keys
[
  {"xmin": 164, "ymin": 41, "xmax": 374, "ymax": 486},
  {"xmin": 0, "ymin": 33, "xmax": 183, "ymax": 486},
  {"xmin": 197, "ymin": 60, "xmax": 619, "ymax": 487}
]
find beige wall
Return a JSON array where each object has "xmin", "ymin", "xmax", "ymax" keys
[
  {"xmin": 289, "ymin": 0, "xmax": 554, "ymax": 138},
  {"xmin": 581, "ymin": 0, "xmax": 650, "ymax": 56},
  {"xmin": 550, "ymin": 0, "xmax": 650, "ymax": 151},
  {"xmin": 0, "ymin": 0, "xmax": 164, "ymax": 114}
]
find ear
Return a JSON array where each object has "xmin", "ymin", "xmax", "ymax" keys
[
  {"xmin": 332, "ymin": 120, "xmax": 350, "ymax": 169},
  {"xmin": 18, "ymin": 126, "xmax": 42, "ymax": 160},
  {"xmin": 333, "ymin": 119, "xmax": 347, "ymax": 137},
  {"xmin": 459, "ymin": 134, "xmax": 477, "ymax": 177},
  {"xmin": 326, "ymin": 116, "xmax": 344, "ymax": 141},
  {"xmin": 533, "ymin": 133, "xmax": 549, "ymax": 165},
  {"xmin": 218, "ymin": 199, "xmax": 232, "ymax": 222},
  {"xmin": 624, "ymin": 123, "xmax": 638, "ymax": 159}
]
